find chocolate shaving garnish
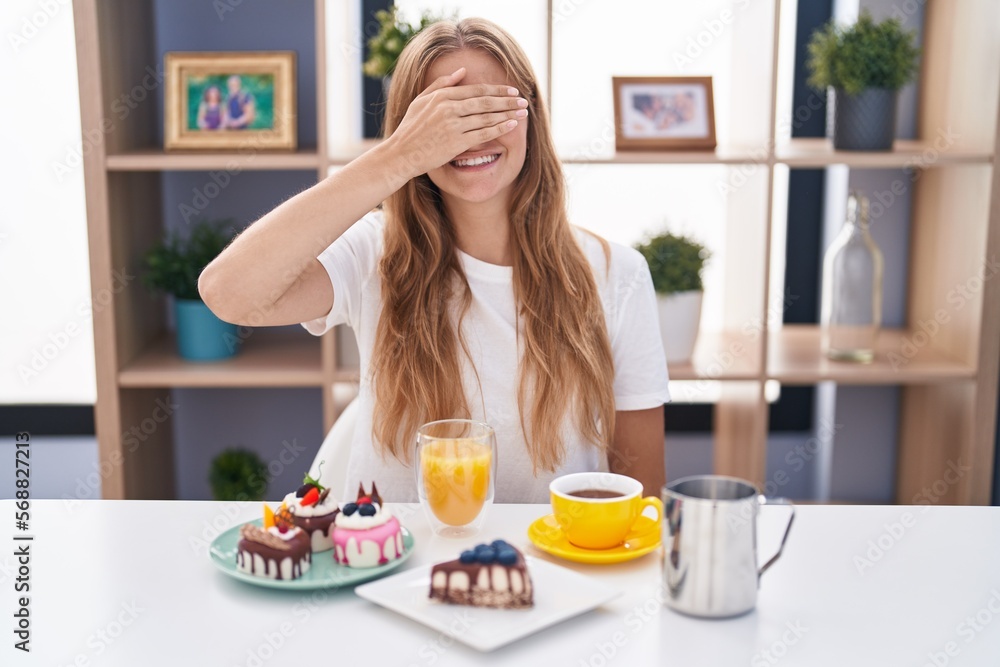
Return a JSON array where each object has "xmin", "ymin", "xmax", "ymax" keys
[
  {"xmin": 241, "ymin": 524, "xmax": 293, "ymax": 551},
  {"xmin": 319, "ymin": 487, "xmax": 331, "ymax": 504}
]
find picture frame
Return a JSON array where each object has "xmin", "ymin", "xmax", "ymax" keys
[
  {"xmin": 165, "ymin": 51, "xmax": 297, "ymax": 151},
  {"xmin": 612, "ymin": 76, "xmax": 716, "ymax": 151}
]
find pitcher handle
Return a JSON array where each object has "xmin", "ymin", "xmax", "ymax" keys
[{"xmin": 758, "ymin": 496, "xmax": 795, "ymax": 576}]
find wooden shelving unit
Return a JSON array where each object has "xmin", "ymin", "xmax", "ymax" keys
[
  {"xmin": 118, "ymin": 331, "xmax": 325, "ymax": 388},
  {"xmin": 767, "ymin": 326, "xmax": 976, "ymax": 385},
  {"xmin": 774, "ymin": 138, "xmax": 994, "ymax": 167},
  {"xmin": 75, "ymin": 0, "xmax": 1000, "ymax": 504},
  {"xmin": 106, "ymin": 148, "xmax": 323, "ymax": 171},
  {"xmin": 560, "ymin": 145, "xmax": 770, "ymax": 165},
  {"xmin": 667, "ymin": 331, "xmax": 762, "ymax": 382},
  {"xmin": 72, "ymin": 0, "xmax": 339, "ymax": 499}
]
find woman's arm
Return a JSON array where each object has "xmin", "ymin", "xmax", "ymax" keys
[
  {"xmin": 608, "ymin": 406, "xmax": 665, "ymax": 497},
  {"xmin": 198, "ymin": 67, "xmax": 526, "ymax": 326}
]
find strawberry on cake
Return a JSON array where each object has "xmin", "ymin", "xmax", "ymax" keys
[
  {"xmin": 282, "ymin": 464, "xmax": 339, "ymax": 553},
  {"xmin": 332, "ymin": 482, "xmax": 405, "ymax": 568}
]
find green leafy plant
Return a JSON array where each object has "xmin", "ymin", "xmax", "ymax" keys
[
  {"xmin": 634, "ymin": 232, "xmax": 711, "ymax": 296},
  {"xmin": 362, "ymin": 7, "xmax": 452, "ymax": 78},
  {"xmin": 142, "ymin": 219, "xmax": 235, "ymax": 301},
  {"xmin": 209, "ymin": 448, "xmax": 269, "ymax": 501},
  {"xmin": 807, "ymin": 10, "xmax": 919, "ymax": 95}
]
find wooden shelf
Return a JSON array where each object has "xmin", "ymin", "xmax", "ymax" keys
[
  {"xmin": 667, "ymin": 330, "xmax": 761, "ymax": 381},
  {"xmin": 119, "ymin": 331, "xmax": 324, "ymax": 388},
  {"xmin": 767, "ymin": 325, "xmax": 975, "ymax": 385},
  {"xmin": 560, "ymin": 145, "xmax": 768, "ymax": 165},
  {"xmin": 106, "ymin": 148, "xmax": 322, "ymax": 171},
  {"xmin": 329, "ymin": 139, "xmax": 994, "ymax": 170},
  {"xmin": 328, "ymin": 141, "xmax": 769, "ymax": 167},
  {"xmin": 774, "ymin": 138, "xmax": 993, "ymax": 168}
]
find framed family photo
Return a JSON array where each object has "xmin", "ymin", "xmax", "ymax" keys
[
  {"xmin": 612, "ymin": 76, "xmax": 716, "ymax": 151},
  {"xmin": 165, "ymin": 51, "xmax": 297, "ymax": 151}
]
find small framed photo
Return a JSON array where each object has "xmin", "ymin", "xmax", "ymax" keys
[
  {"xmin": 165, "ymin": 51, "xmax": 296, "ymax": 151},
  {"xmin": 612, "ymin": 76, "xmax": 716, "ymax": 151}
]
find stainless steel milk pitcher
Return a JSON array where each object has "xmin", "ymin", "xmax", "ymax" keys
[{"xmin": 662, "ymin": 475, "xmax": 795, "ymax": 618}]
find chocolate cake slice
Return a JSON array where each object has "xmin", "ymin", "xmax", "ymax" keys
[
  {"xmin": 429, "ymin": 540, "xmax": 533, "ymax": 609},
  {"xmin": 236, "ymin": 523, "xmax": 311, "ymax": 580}
]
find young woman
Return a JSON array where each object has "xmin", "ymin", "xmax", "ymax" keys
[
  {"xmin": 199, "ymin": 18, "xmax": 670, "ymax": 503},
  {"xmin": 196, "ymin": 85, "xmax": 225, "ymax": 130}
]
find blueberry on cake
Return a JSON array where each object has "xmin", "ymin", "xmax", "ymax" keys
[
  {"xmin": 332, "ymin": 482, "xmax": 404, "ymax": 568},
  {"xmin": 429, "ymin": 540, "xmax": 533, "ymax": 609}
]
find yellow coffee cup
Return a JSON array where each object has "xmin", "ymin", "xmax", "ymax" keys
[{"xmin": 549, "ymin": 472, "xmax": 663, "ymax": 550}]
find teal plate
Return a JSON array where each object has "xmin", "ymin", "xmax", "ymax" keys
[{"xmin": 209, "ymin": 519, "xmax": 415, "ymax": 590}]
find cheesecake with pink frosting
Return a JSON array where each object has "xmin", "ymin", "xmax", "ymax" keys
[{"xmin": 332, "ymin": 482, "xmax": 405, "ymax": 568}]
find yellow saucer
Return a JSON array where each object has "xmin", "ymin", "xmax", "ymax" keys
[{"xmin": 527, "ymin": 513, "xmax": 662, "ymax": 564}]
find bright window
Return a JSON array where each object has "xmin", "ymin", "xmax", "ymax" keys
[{"xmin": 1, "ymin": 0, "xmax": 94, "ymax": 404}]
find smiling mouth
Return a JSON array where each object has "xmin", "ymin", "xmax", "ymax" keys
[{"xmin": 449, "ymin": 153, "xmax": 501, "ymax": 169}]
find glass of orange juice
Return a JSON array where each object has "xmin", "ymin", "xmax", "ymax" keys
[{"xmin": 416, "ymin": 419, "xmax": 496, "ymax": 538}]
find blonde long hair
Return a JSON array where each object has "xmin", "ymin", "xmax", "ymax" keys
[{"xmin": 371, "ymin": 17, "xmax": 616, "ymax": 473}]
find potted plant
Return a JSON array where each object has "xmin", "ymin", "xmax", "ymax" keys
[
  {"xmin": 143, "ymin": 219, "xmax": 241, "ymax": 361},
  {"xmin": 807, "ymin": 10, "xmax": 919, "ymax": 150},
  {"xmin": 209, "ymin": 448, "xmax": 269, "ymax": 501},
  {"xmin": 634, "ymin": 232, "xmax": 710, "ymax": 364},
  {"xmin": 363, "ymin": 7, "xmax": 450, "ymax": 92}
]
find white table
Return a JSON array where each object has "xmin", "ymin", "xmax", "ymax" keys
[{"xmin": 2, "ymin": 500, "xmax": 999, "ymax": 666}]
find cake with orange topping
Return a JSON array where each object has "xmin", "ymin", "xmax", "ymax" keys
[{"xmin": 236, "ymin": 504, "xmax": 312, "ymax": 580}]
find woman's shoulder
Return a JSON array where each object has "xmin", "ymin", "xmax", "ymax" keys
[
  {"xmin": 319, "ymin": 208, "xmax": 386, "ymax": 277},
  {"xmin": 572, "ymin": 226, "xmax": 650, "ymax": 288},
  {"xmin": 338, "ymin": 208, "xmax": 386, "ymax": 248}
]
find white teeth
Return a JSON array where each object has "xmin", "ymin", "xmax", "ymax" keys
[{"xmin": 452, "ymin": 154, "xmax": 499, "ymax": 167}]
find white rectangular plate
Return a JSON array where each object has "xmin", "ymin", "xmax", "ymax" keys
[{"xmin": 354, "ymin": 556, "xmax": 621, "ymax": 652}]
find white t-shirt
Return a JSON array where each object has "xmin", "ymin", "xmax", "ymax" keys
[{"xmin": 301, "ymin": 210, "xmax": 671, "ymax": 503}]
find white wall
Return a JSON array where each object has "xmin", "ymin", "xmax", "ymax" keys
[{"xmin": 0, "ymin": 0, "xmax": 94, "ymax": 404}]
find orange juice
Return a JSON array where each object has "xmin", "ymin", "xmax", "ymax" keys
[{"xmin": 419, "ymin": 439, "xmax": 492, "ymax": 526}]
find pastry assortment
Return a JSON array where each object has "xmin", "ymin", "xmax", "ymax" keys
[
  {"xmin": 213, "ymin": 452, "xmax": 650, "ymax": 654},
  {"xmin": 234, "ymin": 466, "xmax": 411, "ymax": 580},
  {"xmin": 228, "ymin": 462, "xmax": 541, "ymax": 612}
]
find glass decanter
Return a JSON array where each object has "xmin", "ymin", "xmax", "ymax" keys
[{"xmin": 820, "ymin": 192, "xmax": 884, "ymax": 363}]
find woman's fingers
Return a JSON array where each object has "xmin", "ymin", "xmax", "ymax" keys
[
  {"xmin": 467, "ymin": 118, "xmax": 520, "ymax": 144},
  {"xmin": 417, "ymin": 67, "xmax": 467, "ymax": 98},
  {"xmin": 460, "ymin": 108, "xmax": 527, "ymax": 132},
  {"xmin": 442, "ymin": 82, "xmax": 519, "ymax": 101},
  {"xmin": 457, "ymin": 94, "xmax": 528, "ymax": 117}
]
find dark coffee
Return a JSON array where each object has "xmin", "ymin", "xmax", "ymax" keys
[{"xmin": 568, "ymin": 489, "xmax": 624, "ymax": 499}]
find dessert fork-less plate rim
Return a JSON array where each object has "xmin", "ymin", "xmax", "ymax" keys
[
  {"xmin": 354, "ymin": 555, "xmax": 622, "ymax": 652},
  {"xmin": 208, "ymin": 518, "xmax": 415, "ymax": 590}
]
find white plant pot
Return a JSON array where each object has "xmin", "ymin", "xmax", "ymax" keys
[{"xmin": 657, "ymin": 291, "xmax": 703, "ymax": 364}]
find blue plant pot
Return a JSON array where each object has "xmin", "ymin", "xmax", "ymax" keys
[{"xmin": 174, "ymin": 298, "xmax": 241, "ymax": 361}]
